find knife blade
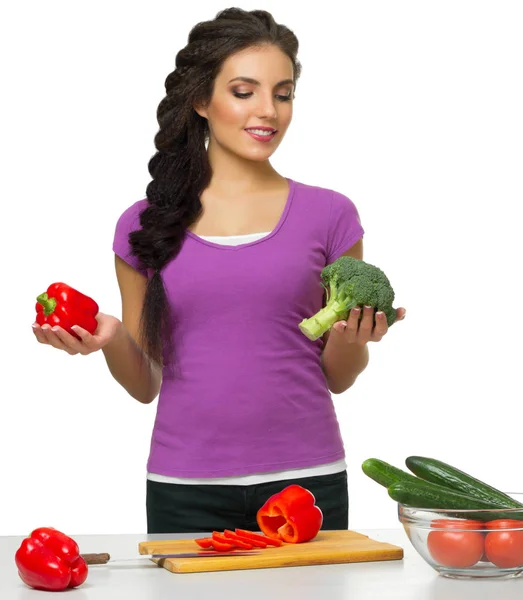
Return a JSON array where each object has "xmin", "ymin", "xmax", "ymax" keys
[
  {"xmin": 81, "ymin": 551, "xmax": 258, "ymax": 564},
  {"xmin": 149, "ymin": 552, "xmax": 257, "ymax": 559}
]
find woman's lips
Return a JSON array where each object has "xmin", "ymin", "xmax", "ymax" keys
[{"xmin": 244, "ymin": 128, "xmax": 277, "ymax": 143}]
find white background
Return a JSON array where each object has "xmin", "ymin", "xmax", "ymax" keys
[{"xmin": 1, "ymin": 0, "xmax": 522, "ymax": 536}]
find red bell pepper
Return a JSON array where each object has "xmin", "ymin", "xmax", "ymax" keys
[
  {"xmin": 256, "ymin": 484, "xmax": 323, "ymax": 543},
  {"xmin": 15, "ymin": 527, "xmax": 88, "ymax": 591},
  {"xmin": 35, "ymin": 282, "xmax": 99, "ymax": 340}
]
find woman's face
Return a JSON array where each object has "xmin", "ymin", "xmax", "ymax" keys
[{"xmin": 195, "ymin": 44, "xmax": 295, "ymax": 162}]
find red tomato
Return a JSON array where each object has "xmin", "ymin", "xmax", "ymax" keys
[
  {"xmin": 427, "ymin": 519, "xmax": 485, "ymax": 568},
  {"xmin": 484, "ymin": 519, "xmax": 523, "ymax": 568}
]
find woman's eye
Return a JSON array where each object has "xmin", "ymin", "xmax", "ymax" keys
[{"xmin": 233, "ymin": 92, "xmax": 293, "ymax": 102}]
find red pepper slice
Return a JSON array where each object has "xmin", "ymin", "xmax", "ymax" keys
[
  {"xmin": 15, "ymin": 527, "xmax": 88, "ymax": 591},
  {"xmin": 232, "ymin": 531, "xmax": 269, "ymax": 548},
  {"xmin": 211, "ymin": 531, "xmax": 253, "ymax": 550},
  {"xmin": 219, "ymin": 531, "xmax": 254, "ymax": 549},
  {"xmin": 35, "ymin": 283, "xmax": 99, "ymax": 339},
  {"xmin": 256, "ymin": 484, "xmax": 323, "ymax": 543},
  {"xmin": 212, "ymin": 532, "xmax": 232, "ymax": 543},
  {"xmin": 235, "ymin": 529, "xmax": 282, "ymax": 547},
  {"xmin": 210, "ymin": 539, "xmax": 235, "ymax": 552}
]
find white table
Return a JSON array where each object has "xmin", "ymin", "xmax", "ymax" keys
[{"xmin": 2, "ymin": 529, "xmax": 523, "ymax": 599}]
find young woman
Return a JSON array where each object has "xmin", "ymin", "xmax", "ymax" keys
[{"xmin": 32, "ymin": 8, "xmax": 406, "ymax": 534}]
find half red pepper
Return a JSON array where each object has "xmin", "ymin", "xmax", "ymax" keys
[
  {"xmin": 15, "ymin": 527, "xmax": 88, "ymax": 591},
  {"xmin": 35, "ymin": 282, "xmax": 99, "ymax": 340},
  {"xmin": 256, "ymin": 484, "xmax": 323, "ymax": 543}
]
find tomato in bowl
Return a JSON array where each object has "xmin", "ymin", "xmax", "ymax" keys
[{"xmin": 398, "ymin": 495, "xmax": 523, "ymax": 579}]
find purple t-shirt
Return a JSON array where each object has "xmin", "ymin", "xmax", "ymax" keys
[{"xmin": 112, "ymin": 178, "xmax": 364, "ymax": 477}]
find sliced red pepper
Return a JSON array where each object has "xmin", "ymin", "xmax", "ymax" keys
[
  {"xmin": 232, "ymin": 532, "xmax": 269, "ymax": 548},
  {"xmin": 220, "ymin": 530, "xmax": 254, "ymax": 549},
  {"xmin": 235, "ymin": 529, "xmax": 282, "ymax": 547},
  {"xmin": 211, "ymin": 531, "xmax": 252, "ymax": 550},
  {"xmin": 256, "ymin": 484, "xmax": 323, "ymax": 543},
  {"xmin": 210, "ymin": 539, "xmax": 235, "ymax": 552},
  {"xmin": 35, "ymin": 282, "xmax": 99, "ymax": 340},
  {"xmin": 195, "ymin": 537, "xmax": 214, "ymax": 549},
  {"xmin": 15, "ymin": 527, "xmax": 88, "ymax": 591},
  {"xmin": 212, "ymin": 532, "xmax": 233, "ymax": 543}
]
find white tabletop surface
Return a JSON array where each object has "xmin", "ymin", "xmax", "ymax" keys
[{"xmin": 2, "ymin": 528, "xmax": 523, "ymax": 599}]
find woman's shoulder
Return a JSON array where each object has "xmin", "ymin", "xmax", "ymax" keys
[
  {"xmin": 115, "ymin": 198, "xmax": 148, "ymax": 227},
  {"xmin": 291, "ymin": 178, "xmax": 364, "ymax": 259},
  {"xmin": 292, "ymin": 178, "xmax": 353, "ymax": 202},
  {"xmin": 112, "ymin": 199, "xmax": 149, "ymax": 274},
  {"xmin": 291, "ymin": 179, "xmax": 358, "ymax": 213},
  {"xmin": 113, "ymin": 198, "xmax": 148, "ymax": 250}
]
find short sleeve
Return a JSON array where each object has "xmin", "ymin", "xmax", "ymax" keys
[
  {"xmin": 112, "ymin": 199, "xmax": 148, "ymax": 277},
  {"xmin": 325, "ymin": 190, "xmax": 365, "ymax": 264}
]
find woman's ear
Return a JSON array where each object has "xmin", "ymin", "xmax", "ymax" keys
[{"xmin": 193, "ymin": 102, "xmax": 208, "ymax": 119}]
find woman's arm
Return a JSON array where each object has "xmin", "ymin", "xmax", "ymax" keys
[
  {"xmin": 101, "ymin": 256, "xmax": 162, "ymax": 404},
  {"xmin": 320, "ymin": 238, "xmax": 406, "ymax": 394}
]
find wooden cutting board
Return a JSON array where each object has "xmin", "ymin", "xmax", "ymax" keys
[{"xmin": 138, "ymin": 530, "xmax": 403, "ymax": 573}]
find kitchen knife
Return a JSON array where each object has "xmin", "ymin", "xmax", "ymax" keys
[{"xmin": 81, "ymin": 551, "xmax": 258, "ymax": 564}]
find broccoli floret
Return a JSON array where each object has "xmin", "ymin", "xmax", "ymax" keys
[{"xmin": 299, "ymin": 256, "xmax": 397, "ymax": 341}]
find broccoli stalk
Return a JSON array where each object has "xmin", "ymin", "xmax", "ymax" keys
[
  {"xmin": 299, "ymin": 256, "xmax": 396, "ymax": 341},
  {"xmin": 299, "ymin": 280, "xmax": 358, "ymax": 341}
]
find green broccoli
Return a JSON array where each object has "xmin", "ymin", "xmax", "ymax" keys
[{"xmin": 299, "ymin": 256, "xmax": 397, "ymax": 341}]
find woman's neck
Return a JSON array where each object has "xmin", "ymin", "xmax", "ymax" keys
[{"xmin": 205, "ymin": 140, "xmax": 284, "ymax": 195}]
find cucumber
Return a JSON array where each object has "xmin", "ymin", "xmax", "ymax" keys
[
  {"xmin": 362, "ymin": 458, "xmax": 421, "ymax": 488},
  {"xmin": 388, "ymin": 480, "xmax": 523, "ymax": 522},
  {"xmin": 405, "ymin": 456, "xmax": 523, "ymax": 509}
]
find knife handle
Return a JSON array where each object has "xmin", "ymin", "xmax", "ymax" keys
[{"xmin": 81, "ymin": 553, "xmax": 111, "ymax": 564}]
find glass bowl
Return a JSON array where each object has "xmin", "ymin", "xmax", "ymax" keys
[{"xmin": 398, "ymin": 495, "xmax": 523, "ymax": 579}]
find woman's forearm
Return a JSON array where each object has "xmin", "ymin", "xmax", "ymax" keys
[
  {"xmin": 102, "ymin": 321, "xmax": 162, "ymax": 404},
  {"xmin": 321, "ymin": 337, "xmax": 369, "ymax": 395}
]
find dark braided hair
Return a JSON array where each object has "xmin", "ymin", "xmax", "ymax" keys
[{"xmin": 129, "ymin": 8, "xmax": 302, "ymax": 369}]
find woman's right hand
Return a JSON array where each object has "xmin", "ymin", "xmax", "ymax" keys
[{"xmin": 32, "ymin": 312, "xmax": 122, "ymax": 356}]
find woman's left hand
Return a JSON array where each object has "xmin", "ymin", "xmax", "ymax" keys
[{"xmin": 331, "ymin": 305, "xmax": 406, "ymax": 345}]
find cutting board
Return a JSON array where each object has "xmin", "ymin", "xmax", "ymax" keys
[{"xmin": 138, "ymin": 530, "xmax": 403, "ymax": 573}]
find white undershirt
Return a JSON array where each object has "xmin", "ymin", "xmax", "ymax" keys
[{"xmin": 146, "ymin": 230, "xmax": 346, "ymax": 485}]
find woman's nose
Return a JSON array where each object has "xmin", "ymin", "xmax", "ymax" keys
[{"xmin": 255, "ymin": 94, "xmax": 278, "ymax": 120}]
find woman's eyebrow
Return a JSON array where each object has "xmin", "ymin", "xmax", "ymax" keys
[{"xmin": 228, "ymin": 76, "xmax": 294, "ymax": 87}]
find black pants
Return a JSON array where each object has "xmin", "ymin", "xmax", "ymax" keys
[{"xmin": 146, "ymin": 470, "xmax": 348, "ymax": 534}]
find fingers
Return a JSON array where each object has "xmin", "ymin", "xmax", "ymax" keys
[
  {"xmin": 32, "ymin": 324, "xmax": 80, "ymax": 355},
  {"xmin": 395, "ymin": 307, "xmax": 407, "ymax": 321},
  {"xmin": 70, "ymin": 325, "xmax": 94, "ymax": 344},
  {"xmin": 372, "ymin": 311, "xmax": 388, "ymax": 339},
  {"xmin": 331, "ymin": 305, "xmax": 406, "ymax": 346},
  {"xmin": 32, "ymin": 323, "xmax": 49, "ymax": 345},
  {"xmin": 332, "ymin": 306, "xmax": 387, "ymax": 344},
  {"xmin": 344, "ymin": 307, "xmax": 361, "ymax": 343},
  {"xmin": 359, "ymin": 306, "xmax": 376, "ymax": 338},
  {"xmin": 352, "ymin": 306, "xmax": 383, "ymax": 343},
  {"xmin": 333, "ymin": 306, "xmax": 367, "ymax": 344},
  {"xmin": 54, "ymin": 326, "xmax": 92, "ymax": 354}
]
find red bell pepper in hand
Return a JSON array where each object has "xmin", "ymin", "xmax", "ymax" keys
[
  {"xmin": 35, "ymin": 282, "xmax": 99, "ymax": 340},
  {"xmin": 15, "ymin": 527, "xmax": 88, "ymax": 591},
  {"xmin": 256, "ymin": 484, "xmax": 323, "ymax": 543}
]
